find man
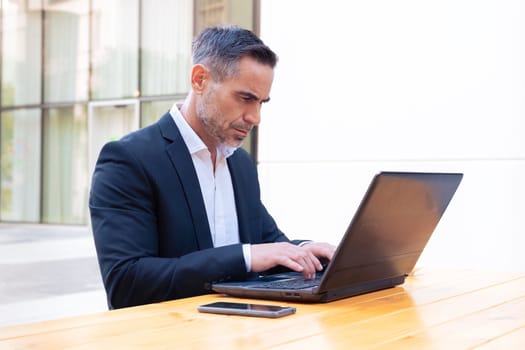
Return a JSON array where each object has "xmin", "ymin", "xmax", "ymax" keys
[{"xmin": 90, "ymin": 26, "xmax": 335, "ymax": 309}]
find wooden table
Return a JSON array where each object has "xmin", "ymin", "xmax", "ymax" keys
[{"xmin": 1, "ymin": 268, "xmax": 524, "ymax": 349}]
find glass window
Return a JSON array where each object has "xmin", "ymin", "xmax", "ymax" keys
[
  {"xmin": 141, "ymin": 0, "xmax": 192, "ymax": 97},
  {"xmin": 140, "ymin": 100, "xmax": 176, "ymax": 128},
  {"xmin": 1, "ymin": 0, "xmax": 42, "ymax": 107},
  {"xmin": 0, "ymin": 109, "xmax": 42, "ymax": 222},
  {"xmin": 88, "ymin": 102, "xmax": 139, "ymax": 175},
  {"xmin": 227, "ymin": 0, "xmax": 254, "ymax": 30},
  {"xmin": 42, "ymin": 106, "xmax": 88, "ymax": 224},
  {"xmin": 194, "ymin": 0, "xmax": 254, "ymax": 33},
  {"xmin": 43, "ymin": 0, "xmax": 89, "ymax": 103},
  {"xmin": 91, "ymin": 0, "xmax": 139, "ymax": 100}
]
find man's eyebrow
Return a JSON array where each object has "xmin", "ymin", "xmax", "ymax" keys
[{"xmin": 239, "ymin": 91, "xmax": 271, "ymax": 104}]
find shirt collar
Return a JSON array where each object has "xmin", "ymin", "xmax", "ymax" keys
[
  {"xmin": 218, "ymin": 143, "xmax": 237, "ymax": 158},
  {"xmin": 169, "ymin": 103, "xmax": 237, "ymax": 158}
]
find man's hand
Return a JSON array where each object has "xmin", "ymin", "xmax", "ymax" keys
[
  {"xmin": 250, "ymin": 242, "xmax": 336, "ymax": 280},
  {"xmin": 301, "ymin": 241, "xmax": 336, "ymax": 265}
]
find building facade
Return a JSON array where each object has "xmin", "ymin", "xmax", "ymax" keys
[{"xmin": 0, "ymin": 0, "xmax": 258, "ymax": 224}]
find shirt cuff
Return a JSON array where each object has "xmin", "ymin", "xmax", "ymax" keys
[
  {"xmin": 298, "ymin": 240, "xmax": 312, "ymax": 247},
  {"xmin": 242, "ymin": 244, "xmax": 252, "ymax": 272}
]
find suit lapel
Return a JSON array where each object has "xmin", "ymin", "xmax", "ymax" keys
[{"xmin": 158, "ymin": 113, "xmax": 214, "ymax": 250}]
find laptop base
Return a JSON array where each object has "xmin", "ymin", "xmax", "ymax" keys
[{"xmin": 212, "ymin": 275, "xmax": 406, "ymax": 303}]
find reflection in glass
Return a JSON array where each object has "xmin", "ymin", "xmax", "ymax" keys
[
  {"xmin": 0, "ymin": 109, "xmax": 41, "ymax": 222},
  {"xmin": 43, "ymin": 0, "xmax": 89, "ymax": 103},
  {"xmin": 141, "ymin": 0, "xmax": 192, "ymax": 96},
  {"xmin": 1, "ymin": 0, "xmax": 42, "ymax": 106},
  {"xmin": 43, "ymin": 106, "xmax": 88, "ymax": 224},
  {"xmin": 91, "ymin": 0, "xmax": 139, "ymax": 99},
  {"xmin": 140, "ymin": 100, "xmax": 175, "ymax": 128},
  {"xmin": 194, "ymin": 0, "xmax": 253, "ymax": 33},
  {"xmin": 88, "ymin": 103, "xmax": 138, "ymax": 176}
]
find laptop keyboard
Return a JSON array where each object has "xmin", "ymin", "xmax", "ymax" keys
[{"xmin": 252, "ymin": 277, "xmax": 320, "ymax": 290}]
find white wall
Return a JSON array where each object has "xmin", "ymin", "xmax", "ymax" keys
[{"xmin": 258, "ymin": 0, "xmax": 525, "ymax": 272}]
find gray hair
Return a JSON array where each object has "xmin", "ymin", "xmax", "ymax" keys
[{"xmin": 192, "ymin": 25, "xmax": 278, "ymax": 82}]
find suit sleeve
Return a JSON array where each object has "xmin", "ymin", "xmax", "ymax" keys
[{"xmin": 89, "ymin": 141, "xmax": 247, "ymax": 309}]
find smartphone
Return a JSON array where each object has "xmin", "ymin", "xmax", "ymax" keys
[{"xmin": 197, "ymin": 301, "xmax": 296, "ymax": 318}]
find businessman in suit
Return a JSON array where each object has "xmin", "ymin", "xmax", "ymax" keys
[{"xmin": 90, "ymin": 26, "xmax": 335, "ymax": 309}]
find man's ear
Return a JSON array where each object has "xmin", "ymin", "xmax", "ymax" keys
[{"xmin": 190, "ymin": 64, "xmax": 210, "ymax": 94}]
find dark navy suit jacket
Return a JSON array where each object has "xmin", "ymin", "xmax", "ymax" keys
[{"xmin": 89, "ymin": 112, "xmax": 291, "ymax": 309}]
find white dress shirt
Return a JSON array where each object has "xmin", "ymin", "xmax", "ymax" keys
[{"xmin": 169, "ymin": 104, "xmax": 251, "ymax": 270}]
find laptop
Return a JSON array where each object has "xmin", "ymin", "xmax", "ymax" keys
[{"xmin": 212, "ymin": 171, "xmax": 463, "ymax": 302}]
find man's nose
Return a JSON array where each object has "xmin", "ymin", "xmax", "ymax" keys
[{"xmin": 243, "ymin": 106, "xmax": 261, "ymax": 125}]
